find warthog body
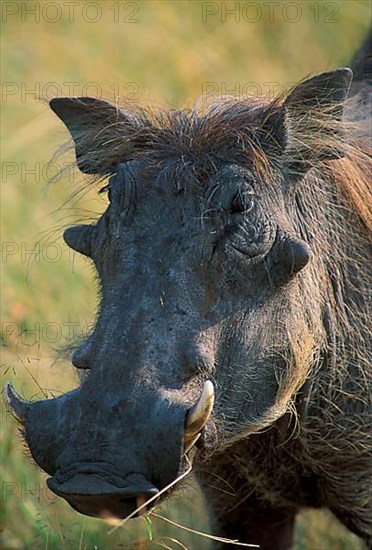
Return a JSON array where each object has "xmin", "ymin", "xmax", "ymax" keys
[{"xmin": 5, "ymin": 36, "xmax": 371, "ymax": 548}]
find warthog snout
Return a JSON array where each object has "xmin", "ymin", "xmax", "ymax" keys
[{"xmin": 4, "ymin": 379, "xmax": 215, "ymax": 519}]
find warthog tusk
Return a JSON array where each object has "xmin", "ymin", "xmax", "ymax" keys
[
  {"xmin": 183, "ymin": 432, "xmax": 202, "ymax": 454},
  {"xmin": 3, "ymin": 381, "xmax": 31, "ymax": 424},
  {"xmin": 184, "ymin": 380, "xmax": 215, "ymax": 451}
]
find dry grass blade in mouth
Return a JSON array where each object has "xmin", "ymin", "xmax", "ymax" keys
[
  {"xmin": 108, "ymin": 456, "xmax": 194, "ymax": 533},
  {"xmin": 156, "ymin": 537, "xmax": 189, "ymax": 549},
  {"xmin": 150, "ymin": 512, "xmax": 259, "ymax": 548},
  {"xmin": 136, "ymin": 495, "xmax": 148, "ymax": 517},
  {"xmin": 104, "ymin": 457, "xmax": 258, "ymax": 547}
]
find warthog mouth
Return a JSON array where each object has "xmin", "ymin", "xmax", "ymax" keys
[{"xmin": 47, "ymin": 465, "xmax": 159, "ymax": 519}]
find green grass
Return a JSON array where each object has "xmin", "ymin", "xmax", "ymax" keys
[{"xmin": 1, "ymin": 1, "xmax": 369, "ymax": 548}]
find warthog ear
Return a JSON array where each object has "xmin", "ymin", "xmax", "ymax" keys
[
  {"xmin": 282, "ymin": 68, "xmax": 353, "ymax": 182},
  {"xmin": 50, "ymin": 97, "xmax": 145, "ymax": 174}
]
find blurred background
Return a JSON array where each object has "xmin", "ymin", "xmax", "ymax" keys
[{"xmin": 1, "ymin": 1, "xmax": 370, "ymax": 548}]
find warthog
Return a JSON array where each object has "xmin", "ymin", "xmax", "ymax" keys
[{"xmin": 5, "ymin": 35, "xmax": 371, "ymax": 549}]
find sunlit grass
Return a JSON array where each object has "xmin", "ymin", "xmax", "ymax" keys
[{"xmin": 1, "ymin": 1, "xmax": 369, "ymax": 548}]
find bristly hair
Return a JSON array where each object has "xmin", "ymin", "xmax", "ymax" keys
[{"xmin": 53, "ymin": 84, "xmax": 371, "ymax": 228}]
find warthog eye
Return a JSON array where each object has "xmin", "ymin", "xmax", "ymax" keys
[
  {"xmin": 230, "ymin": 190, "xmax": 255, "ymax": 215},
  {"xmin": 98, "ymin": 184, "xmax": 111, "ymax": 200},
  {"xmin": 99, "ymin": 183, "xmax": 116, "ymax": 204},
  {"xmin": 98, "ymin": 184, "xmax": 110, "ymax": 195}
]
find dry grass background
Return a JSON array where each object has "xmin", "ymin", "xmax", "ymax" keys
[{"xmin": 1, "ymin": 1, "xmax": 370, "ymax": 548}]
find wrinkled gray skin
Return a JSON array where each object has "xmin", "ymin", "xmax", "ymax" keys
[{"xmin": 6, "ymin": 36, "xmax": 372, "ymax": 549}]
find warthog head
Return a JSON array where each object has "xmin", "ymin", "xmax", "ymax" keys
[{"xmin": 5, "ymin": 68, "xmax": 352, "ymax": 519}]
